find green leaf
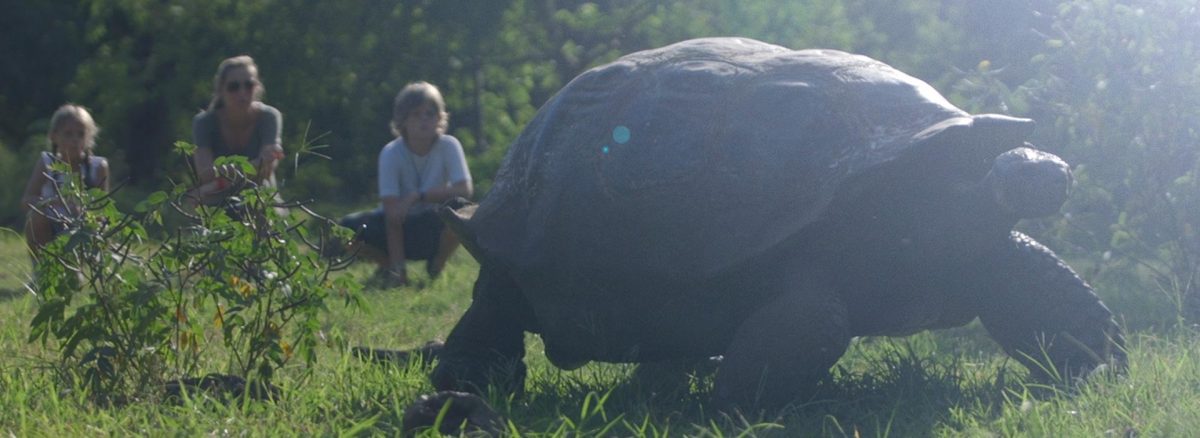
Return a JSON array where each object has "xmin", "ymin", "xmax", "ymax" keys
[
  {"xmin": 29, "ymin": 299, "xmax": 68, "ymax": 342},
  {"xmin": 174, "ymin": 141, "xmax": 197, "ymax": 156},
  {"xmin": 147, "ymin": 191, "xmax": 168, "ymax": 205},
  {"xmin": 63, "ymin": 230, "xmax": 89, "ymax": 253},
  {"xmin": 1110, "ymin": 230, "xmax": 1131, "ymax": 249}
]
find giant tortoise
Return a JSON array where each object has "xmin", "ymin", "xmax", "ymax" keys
[{"xmin": 431, "ymin": 37, "xmax": 1125, "ymax": 407}]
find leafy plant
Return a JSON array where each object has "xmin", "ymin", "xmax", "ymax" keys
[{"xmin": 28, "ymin": 143, "xmax": 362, "ymax": 403}]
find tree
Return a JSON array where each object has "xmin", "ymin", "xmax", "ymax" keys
[{"xmin": 955, "ymin": 0, "xmax": 1200, "ymax": 325}]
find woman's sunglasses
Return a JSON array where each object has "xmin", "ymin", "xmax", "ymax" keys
[{"xmin": 225, "ymin": 80, "xmax": 258, "ymax": 93}]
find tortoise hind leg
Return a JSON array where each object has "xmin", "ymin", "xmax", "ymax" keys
[
  {"xmin": 977, "ymin": 232, "xmax": 1126, "ymax": 382},
  {"xmin": 431, "ymin": 265, "xmax": 532, "ymax": 394},
  {"xmin": 714, "ymin": 279, "xmax": 849, "ymax": 408}
]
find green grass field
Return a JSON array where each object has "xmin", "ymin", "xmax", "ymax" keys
[{"xmin": 0, "ymin": 227, "xmax": 1196, "ymax": 436}]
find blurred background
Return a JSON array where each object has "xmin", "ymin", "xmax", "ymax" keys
[{"xmin": 1, "ymin": 0, "xmax": 1196, "ymax": 327}]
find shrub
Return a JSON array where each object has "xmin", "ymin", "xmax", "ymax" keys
[{"xmin": 28, "ymin": 143, "xmax": 361, "ymax": 403}]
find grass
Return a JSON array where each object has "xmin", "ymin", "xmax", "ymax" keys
[{"xmin": 0, "ymin": 228, "xmax": 1197, "ymax": 436}]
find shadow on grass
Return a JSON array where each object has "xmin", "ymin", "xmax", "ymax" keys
[
  {"xmin": 0, "ymin": 286, "xmax": 30, "ymax": 302},
  {"xmin": 194, "ymin": 338, "xmax": 1041, "ymax": 436},
  {"xmin": 488, "ymin": 343, "xmax": 1023, "ymax": 437}
]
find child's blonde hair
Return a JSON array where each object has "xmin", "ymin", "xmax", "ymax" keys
[
  {"xmin": 48, "ymin": 103, "xmax": 100, "ymax": 154},
  {"xmin": 390, "ymin": 81, "xmax": 449, "ymax": 139}
]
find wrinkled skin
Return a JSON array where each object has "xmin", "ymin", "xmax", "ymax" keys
[{"xmin": 429, "ymin": 37, "xmax": 1125, "ymax": 409}]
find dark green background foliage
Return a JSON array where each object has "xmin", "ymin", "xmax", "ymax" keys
[{"xmin": 3, "ymin": 1, "xmax": 1197, "ymax": 321}]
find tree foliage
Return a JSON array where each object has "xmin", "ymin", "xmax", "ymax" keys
[{"xmin": 949, "ymin": 0, "xmax": 1200, "ymax": 323}]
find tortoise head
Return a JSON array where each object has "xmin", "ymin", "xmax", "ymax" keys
[{"xmin": 985, "ymin": 146, "xmax": 1073, "ymax": 219}]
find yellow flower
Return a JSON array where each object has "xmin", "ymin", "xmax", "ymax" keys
[{"xmin": 230, "ymin": 274, "xmax": 254, "ymax": 297}]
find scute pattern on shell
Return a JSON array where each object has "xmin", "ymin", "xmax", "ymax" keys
[{"xmin": 470, "ymin": 37, "xmax": 970, "ymax": 280}]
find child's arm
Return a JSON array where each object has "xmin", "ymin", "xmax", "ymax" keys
[
  {"xmin": 20, "ymin": 155, "xmax": 49, "ymax": 215},
  {"xmin": 97, "ymin": 157, "xmax": 110, "ymax": 193}
]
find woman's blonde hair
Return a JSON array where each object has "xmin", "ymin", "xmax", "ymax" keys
[
  {"xmin": 48, "ymin": 103, "xmax": 100, "ymax": 154},
  {"xmin": 208, "ymin": 55, "xmax": 264, "ymax": 111},
  {"xmin": 390, "ymin": 81, "xmax": 449, "ymax": 139}
]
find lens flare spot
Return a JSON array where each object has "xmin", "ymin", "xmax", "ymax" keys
[{"xmin": 612, "ymin": 126, "xmax": 631, "ymax": 144}]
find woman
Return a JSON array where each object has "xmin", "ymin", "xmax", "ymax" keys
[
  {"xmin": 339, "ymin": 81, "xmax": 473, "ymax": 287},
  {"xmin": 189, "ymin": 55, "xmax": 284, "ymax": 204},
  {"xmin": 20, "ymin": 104, "xmax": 110, "ymax": 252}
]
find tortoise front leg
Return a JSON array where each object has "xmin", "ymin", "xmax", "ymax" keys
[
  {"xmin": 431, "ymin": 265, "xmax": 531, "ymax": 394},
  {"xmin": 978, "ymin": 232, "xmax": 1126, "ymax": 382}
]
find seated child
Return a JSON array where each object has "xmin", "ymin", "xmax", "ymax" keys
[
  {"xmin": 339, "ymin": 81, "xmax": 473, "ymax": 287},
  {"xmin": 20, "ymin": 104, "xmax": 110, "ymax": 253}
]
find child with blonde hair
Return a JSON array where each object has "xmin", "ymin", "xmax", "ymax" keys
[
  {"xmin": 339, "ymin": 81, "xmax": 473, "ymax": 287},
  {"xmin": 20, "ymin": 104, "xmax": 110, "ymax": 251}
]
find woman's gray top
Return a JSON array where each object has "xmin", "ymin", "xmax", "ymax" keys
[{"xmin": 191, "ymin": 103, "xmax": 282, "ymax": 159}]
